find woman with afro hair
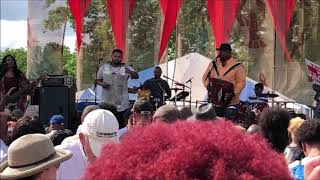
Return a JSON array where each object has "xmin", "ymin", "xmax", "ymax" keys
[
  {"xmin": 84, "ymin": 120, "xmax": 292, "ymax": 180},
  {"xmin": 258, "ymin": 107, "xmax": 291, "ymax": 152}
]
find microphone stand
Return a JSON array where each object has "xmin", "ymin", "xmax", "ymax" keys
[
  {"xmin": 186, "ymin": 78, "xmax": 193, "ymax": 109},
  {"xmin": 205, "ymin": 56, "xmax": 219, "ymax": 103},
  {"xmin": 163, "ymin": 76, "xmax": 189, "ymax": 106},
  {"xmin": 158, "ymin": 83, "xmax": 166, "ymax": 109},
  {"xmin": 205, "ymin": 56, "xmax": 219, "ymax": 81},
  {"xmin": 94, "ymin": 58, "xmax": 102, "ymax": 105}
]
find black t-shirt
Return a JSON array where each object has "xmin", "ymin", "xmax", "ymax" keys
[
  {"xmin": 143, "ymin": 78, "xmax": 171, "ymax": 99},
  {"xmin": 49, "ymin": 129, "xmax": 73, "ymax": 146}
]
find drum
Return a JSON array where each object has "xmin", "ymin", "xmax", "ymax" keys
[
  {"xmin": 251, "ymin": 102, "xmax": 269, "ymax": 113},
  {"xmin": 238, "ymin": 101, "xmax": 256, "ymax": 127},
  {"xmin": 151, "ymin": 97, "xmax": 163, "ymax": 110},
  {"xmin": 239, "ymin": 101, "xmax": 249, "ymax": 115}
]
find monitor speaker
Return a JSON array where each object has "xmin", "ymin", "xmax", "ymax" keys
[{"xmin": 38, "ymin": 86, "xmax": 75, "ymax": 129}]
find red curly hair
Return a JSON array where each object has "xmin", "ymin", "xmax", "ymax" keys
[{"xmin": 84, "ymin": 120, "xmax": 291, "ymax": 180}]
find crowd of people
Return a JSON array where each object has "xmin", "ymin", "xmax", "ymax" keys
[
  {"xmin": 0, "ymin": 47, "xmax": 320, "ymax": 179},
  {"xmin": 0, "ymin": 98, "xmax": 320, "ymax": 179}
]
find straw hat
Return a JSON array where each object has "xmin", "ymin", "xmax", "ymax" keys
[
  {"xmin": 194, "ymin": 103, "xmax": 217, "ymax": 121},
  {"xmin": 0, "ymin": 134, "xmax": 72, "ymax": 179}
]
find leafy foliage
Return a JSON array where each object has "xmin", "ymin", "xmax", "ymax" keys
[
  {"xmin": 63, "ymin": 47, "xmax": 76, "ymax": 77},
  {"xmin": 42, "ymin": 6, "xmax": 68, "ymax": 33},
  {"xmin": 0, "ymin": 47, "xmax": 76, "ymax": 78},
  {"xmin": 128, "ymin": 0, "xmax": 161, "ymax": 68}
]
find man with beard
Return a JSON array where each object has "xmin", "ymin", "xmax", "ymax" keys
[
  {"xmin": 96, "ymin": 49, "xmax": 139, "ymax": 128},
  {"xmin": 202, "ymin": 43, "xmax": 246, "ymax": 117}
]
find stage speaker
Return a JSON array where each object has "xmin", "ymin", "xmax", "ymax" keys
[{"xmin": 39, "ymin": 85, "xmax": 75, "ymax": 129}]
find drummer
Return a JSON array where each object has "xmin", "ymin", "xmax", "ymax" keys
[
  {"xmin": 142, "ymin": 66, "xmax": 171, "ymax": 109},
  {"xmin": 248, "ymin": 83, "xmax": 268, "ymax": 103}
]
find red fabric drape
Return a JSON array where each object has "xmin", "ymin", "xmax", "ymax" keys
[
  {"xmin": 68, "ymin": 0, "xmax": 91, "ymax": 52},
  {"xmin": 158, "ymin": 0, "xmax": 183, "ymax": 63},
  {"xmin": 106, "ymin": 0, "xmax": 136, "ymax": 61},
  {"xmin": 207, "ymin": 0, "xmax": 239, "ymax": 49},
  {"xmin": 266, "ymin": 0, "xmax": 295, "ymax": 62}
]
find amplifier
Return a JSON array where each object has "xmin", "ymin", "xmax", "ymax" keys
[{"xmin": 41, "ymin": 75, "xmax": 74, "ymax": 86}]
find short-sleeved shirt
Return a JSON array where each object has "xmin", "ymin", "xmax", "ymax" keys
[{"xmin": 97, "ymin": 63, "xmax": 134, "ymax": 112}]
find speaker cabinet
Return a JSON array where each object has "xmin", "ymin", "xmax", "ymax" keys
[{"xmin": 39, "ymin": 86, "xmax": 75, "ymax": 129}]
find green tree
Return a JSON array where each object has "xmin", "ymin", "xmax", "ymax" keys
[
  {"xmin": 63, "ymin": 47, "xmax": 76, "ymax": 77},
  {"xmin": 0, "ymin": 48, "xmax": 27, "ymax": 73},
  {"xmin": 0, "ymin": 46, "xmax": 75, "ymax": 78}
]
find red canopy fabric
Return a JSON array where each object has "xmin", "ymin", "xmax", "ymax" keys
[
  {"xmin": 68, "ymin": 0, "xmax": 91, "ymax": 52},
  {"xmin": 266, "ymin": 0, "xmax": 295, "ymax": 62},
  {"xmin": 106, "ymin": 0, "xmax": 136, "ymax": 61},
  {"xmin": 207, "ymin": 0, "xmax": 239, "ymax": 49},
  {"xmin": 158, "ymin": 0, "xmax": 183, "ymax": 63}
]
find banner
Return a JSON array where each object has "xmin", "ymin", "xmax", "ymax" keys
[
  {"xmin": 158, "ymin": 0, "xmax": 183, "ymax": 63},
  {"xmin": 305, "ymin": 59, "xmax": 320, "ymax": 85},
  {"xmin": 265, "ymin": 0, "xmax": 295, "ymax": 62},
  {"xmin": 68, "ymin": 0, "xmax": 92, "ymax": 52},
  {"xmin": 106, "ymin": 0, "xmax": 136, "ymax": 60},
  {"xmin": 27, "ymin": 0, "xmax": 68, "ymax": 79},
  {"xmin": 207, "ymin": 0, "xmax": 239, "ymax": 49}
]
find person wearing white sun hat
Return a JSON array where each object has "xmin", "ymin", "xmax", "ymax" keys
[{"xmin": 0, "ymin": 134, "xmax": 72, "ymax": 180}]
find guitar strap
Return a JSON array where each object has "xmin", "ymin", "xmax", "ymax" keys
[{"xmin": 222, "ymin": 63, "xmax": 242, "ymax": 77}]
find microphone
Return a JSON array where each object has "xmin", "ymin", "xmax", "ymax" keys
[
  {"xmin": 163, "ymin": 75, "xmax": 169, "ymax": 79},
  {"xmin": 186, "ymin": 77, "xmax": 193, "ymax": 83}
]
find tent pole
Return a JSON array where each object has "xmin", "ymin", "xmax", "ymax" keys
[{"xmin": 272, "ymin": 29, "xmax": 276, "ymax": 107}]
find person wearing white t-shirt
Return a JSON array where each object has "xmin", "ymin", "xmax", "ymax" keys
[
  {"xmin": 56, "ymin": 109, "xmax": 120, "ymax": 180},
  {"xmin": 96, "ymin": 49, "xmax": 139, "ymax": 128}
]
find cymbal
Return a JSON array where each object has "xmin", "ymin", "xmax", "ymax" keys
[
  {"xmin": 169, "ymin": 91, "xmax": 189, "ymax": 101},
  {"xmin": 175, "ymin": 82, "xmax": 185, "ymax": 86},
  {"xmin": 171, "ymin": 87, "xmax": 183, "ymax": 91}
]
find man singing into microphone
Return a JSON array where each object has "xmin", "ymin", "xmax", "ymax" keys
[
  {"xmin": 202, "ymin": 43, "xmax": 246, "ymax": 117},
  {"xmin": 143, "ymin": 66, "xmax": 171, "ymax": 109},
  {"xmin": 96, "ymin": 49, "xmax": 139, "ymax": 128}
]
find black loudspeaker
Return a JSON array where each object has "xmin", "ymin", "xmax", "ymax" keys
[{"xmin": 39, "ymin": 86, "xmax": 75, "ymax": 129}]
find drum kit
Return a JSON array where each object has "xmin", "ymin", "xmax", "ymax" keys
[
  {"xmin": 238, "ymin": 93, "xmax": 279, "ymax": 126},
  {"xmin": 136, "ymin": 77, "xmax": 192, "ymax": 110},
  {"xmin": 137, "ymin": 87, "xmax": 190, "ymax": 109}
]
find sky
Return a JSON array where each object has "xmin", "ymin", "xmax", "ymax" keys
[{"xmin": 0, "ymin": 0, "xmax": 76, "ymax": 52}]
